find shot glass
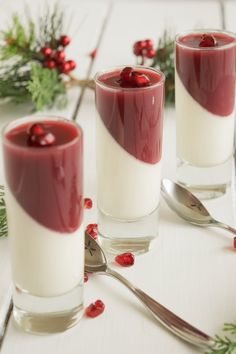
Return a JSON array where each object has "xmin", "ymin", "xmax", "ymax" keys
[
  {"xmin": 2, "ymin": 116, "xmax": 84, "ymax": 334},
  {"xmin": 175, "ymin": 29, "xmax": 236, "ymax": 199},
  {"xmin": 95, "ymin": 66, "xmax": 165, "ymax": 254}
]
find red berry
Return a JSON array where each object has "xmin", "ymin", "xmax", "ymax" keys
[
  {"xmin": 28, "ymin": 132, "xmax": 56, "ymax": 147},
  {"xmin": 84, "ymin": 273, "xmax": 89, "ymax": 283},
  {"xmin": 85, "ymin": 299, "xmax": 105, "ymax": 318},
  {"xmin": 120, "ymin": 67, "xmax": 133, "ymax": 83},
  {"xmin": 131, "ymin": 71, "xmax": 150, "ymax": 87},
  {"xmin": 54, "ymin": 50, "xmax": 65, "ymax": 62},
  {"xmin": 115, "ymin": 252, "xmax": 135, "ymax": 267},
  {"xmin": 40, "ymin": 47, "xmax": 52, "ymax": 57},
  {"xmin": 145, "ymin": 39, "xmax": 154, "ymax": 49},
  {"xmin": 29, "ymin": 123, "xmax": 45, "ymax": 136},
  {"xmin": 146, "ymin": 48, "xmax": 155, "ymax": 58},
  {"xmin": 199, "ymin": 33, "xmax": 216, "ymax": 47},
  {"xmin": 59, "ymin": 61, "xmax": 71, "ymax": 74},
  {"xmin": 133, "ymin": 40, "xmax": 146, "ymax": 56},
  {"xmin": 59, "ymin": 35, "xmax": 70, "ymax": 47},
  {"xmin": 67, "ymin": 60, "xmax": 76, "ymax": 71},
  {"xmin": 84, "ymin": 198, "xmax": 93, "ymax": 209},
  {"xmin": 43, "ymin": 59, "xmax": 56, "ymax": 69},
  {"xmin": 89, "ymin": 48, "xmax": 97, "ymax": 59},
  {"xmin": 85, "ymin": 223, "xmax": 98, "ymax": 239}
]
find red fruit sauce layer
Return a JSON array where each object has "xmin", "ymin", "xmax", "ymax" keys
[
  {"xmin": 3, "ymin": 120, "xmax": 83, "ymax": 233},
  {"xmin": 176, "ymin": 32, "xmax": 236, "ymax": 116},
  {"xmin": 95, "ymin": 68, "xmax": 164, "ymax": 164}
]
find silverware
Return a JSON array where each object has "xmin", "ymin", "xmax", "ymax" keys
[
  {"xmin": 161, "ymin": 178, "xmax": 236, "ymax": 236},
  {"xmin": 84, "ymin": 232, "xmax": 214, "ymax": 349}
]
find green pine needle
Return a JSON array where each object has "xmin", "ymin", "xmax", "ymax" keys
[{"xmin": 0, "ymin": 186, "xmax": 7, "ymax": 238}]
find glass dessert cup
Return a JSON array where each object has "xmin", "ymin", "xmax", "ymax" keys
[
  {"xmin": 95, "ymin": 66, "xmax": 165, "ymax": 254},
  {"xmin": 175, "ymin": 29, "xmax": 236, "ymax": 199},
  {"xmin": 2, "ymin": 116, "xmax": 84, "ymax": 334}
]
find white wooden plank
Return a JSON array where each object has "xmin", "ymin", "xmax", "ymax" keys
[
  {"xmin": 224, "ymin": 0, "xmax": 236, "ymax": 32},
  {"xmin": 0, "ymin": 0, "xmax": 109, "ymax": 347}
]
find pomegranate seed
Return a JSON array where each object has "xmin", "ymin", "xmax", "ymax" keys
[
  {"xmin": 29, "ymin": 123, "xmax": 45, "ymax": 136},
  {"xmin": 115, "ymin": 252, "xmax": 135, "ymax": 267},
  {"xmin": 40, "ymin": 47, "xmax": 52, "ymax": 57},
  {"xmin": 59, "ymin": 35, "xmax": 70, "ymax": 47},
  {"xmin": 131, "ymin": 71, "xmax": 150, "ymax": 87},
  {"xmin": 120, "ymin": 67, "xmax": 133, "ymax": 83},
  {"xmin": 146, "ymin": 48, "xmax": 155, "ymax": 58},
  {"xmin": 133, "ymin": 40, "xmax": 146, "ymax": 56},
  {"xmin": 85, "ymin": 299, "xmax": 105, "ymax": 318},
  {"xmin": 67, "ymin": 60, "xmax": 76, "ymax": 71},
  {"xmin": 234, "ymin": 237, "xmax": 236, "ymax": 249},
  {"xmin": 84, "ymin": 273, "xmax": 89, "ymax": 283},
  {"xmin": 84, "ymin": 198, "xmax": 93, "ymax": 209},
  {"xmin": 85, "ymin": 223, "xmax": 98, "ymax": 239},
  {"xmin": 43, "ymin": 59, "xmax": 56, "ymax": 69},
  {"xmin": 28, "ymin": 132, "xmax": 56, "ymax": 147},
  {"xmin": 199, "ymin": 33, "xmax": 216, "ymax": 47},
  {"xmin": 54, "ymin": 50, "xmax": 65, "ymax": 62},
  {"xmin": 145, "ymin": 39, "xmax": 154, "ymax": 49}
]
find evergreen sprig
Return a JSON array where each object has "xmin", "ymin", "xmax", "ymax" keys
[
  {"xmin": 0, "ymin": 186, "xmax": 7, "ymax": 238},
  {"xmin": 151, "ymin": 30, "xmax": 175, "ymax": 105},
  {"xmin": 205, "ymin": 324, "xmax": 236, "ymax": 354}
]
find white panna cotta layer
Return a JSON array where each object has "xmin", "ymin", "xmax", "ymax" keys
[
  {"xmin": 175, "ymin": 73, "xmax": 235, "ymax": 167},
  {"xmin": 6, "ymin": 186, "xmax": 84, "ymax": 297},
  {"xmin": 96, "ymin": 116, "xmax": 161, "ymax": 220}
]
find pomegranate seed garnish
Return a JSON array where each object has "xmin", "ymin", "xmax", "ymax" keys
[
  {"xmin": 234, "ymin": 237, "xmax": 236, "ymax": 250},
  {"xmin": 84, "ymin": 273, "xmax": 89, "ymax": 283},
  {"xmin": 146, "ymin": 48, "xmax": 155, "ymax": 58},
  {"xmin": 115, "ymin": 252, "xmax": 135, "ymax": 267},
  {"xmin": 120, "ymin": 67, "xmax": 133, "ymax": 82},
  {"xmin": 131, "ymin": 71, "xmax": 150, "ymax": 87},
  {"xmin": 85, "ymin": 223, "xmax": 98, "ymax": 239},
  {"xmin": 29, "ymin": 123, "xmax": 45, "ymax": 136},
  {"xmin": 84, "ymin": 198, "xmax": 93, "ymax": 209},
  {"xmin": 28, "ymin": 132, "xmax": 56, "ymax": 147},
  {"xmin": 145, "ymin": 39, "xmax": 154, "ymax": 49},
  {"xmin": 199, "ymin": 33, "xmax": 216, "ymax": 47},
  {"xmin": 85, "ymin": 299, "xmax": 105, "ymax": 318}
]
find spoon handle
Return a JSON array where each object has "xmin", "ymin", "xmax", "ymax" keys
[
  {"xmin": 105, "ymin": 267, "xmax": 214, "ymax": 349},
  {"xmin": 214, "ymin": 221, "xmax": 236, "ymax": 236}
]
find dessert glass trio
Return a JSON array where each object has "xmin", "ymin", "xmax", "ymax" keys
[{"xmin": 2, "ymin": 29, "xmax": 236, "ymax": 334}]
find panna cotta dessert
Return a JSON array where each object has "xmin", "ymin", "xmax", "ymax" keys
[
  {"xmin": 95, "ymin": 66, "xmax": 165, "ymax": 253},
  {"xmin": 3, "ymin": 116, "xmax": 84, "ymax": 333},
  {"xmin": 175, "ymin": 31, "xmax": 236, "ymax": 167}
]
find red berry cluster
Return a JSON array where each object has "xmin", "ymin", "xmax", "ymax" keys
[
  {"xmin": 119, "ymin": 67, "xmax": 150, "ymax": 88},
  {"xmin": 27, "ymin": 123, "xmax": 55, "ymax": 147},
  {"xmin": 40, "ymin": 35, "xmax": 76, "ymax": 74},
  {"xmin": 133, "ymin": 39, "xmax": 156, "ymax": 60}
]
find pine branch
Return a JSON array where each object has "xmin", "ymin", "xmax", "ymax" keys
[
  {"xmin": 224, "ymin": 323, "xmax": 236, "ymax": 335},
  {"xmin": 205, "ymin": 335, "xmax": 236, "ymax": 354},
  {"xmin": 0, "ymin": 186, "xmax": 7, "ymax": 238}
]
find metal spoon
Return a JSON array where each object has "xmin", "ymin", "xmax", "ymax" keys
[
  {"xmin": 161, "ymin": 178, "xmax": 236, "ymax": 235},
  {"xmin": 84, "ymin": 232, "xmax": 214, "ymax": 349}
]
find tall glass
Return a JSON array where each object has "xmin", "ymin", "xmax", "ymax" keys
[
  {"xmin": 95, "ymin": 66, "xmax": 165, "ymax": 254},
  {"xmin": 175, "ymin": 29, "xmax": 236, "ymax": 199},
  {"xmin": 2, "ymin": 116, "xmax": 84, "ymax": 334}
]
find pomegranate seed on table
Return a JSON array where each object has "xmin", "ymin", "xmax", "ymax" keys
[
  {"xmin": 84, "ymin": 198, "xmax": 93, "ymax": 209},
  {"xmin": 199, "ymin": 33, "xmax": 216, "ymax": 47},
  {"xmin": 84, "ymin": 273, "xmax": 89, "ymax": 283},
  {"xmin": 85, "ymin": 223, "xmax": 98, "ymax": 239},
  {"xmin": 85, "ymin": 299, "xmax": 105, "ymax": 318},
  {"xmin": 234, "ymin": 237, "xmax": 236, "ymax": 250},
  {"xmin": 115, "ymin": 252, "xmax": 135, "ymax": 267}
]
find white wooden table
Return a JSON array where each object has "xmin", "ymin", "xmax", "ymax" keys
[{"xmin": 0, "ymin": 1, "xmax": 236, "ymax": 353}]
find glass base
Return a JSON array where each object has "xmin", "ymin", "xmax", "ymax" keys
[
  {"xmin": 176, "ymin": 157, "xmax": 233, "ymax": 200},
  {"xmin": 98, "ymin": 206, "xmax": 159, "ymax": 255},
  {"xmin": 13, "ymin": 281, "xmax": 83, "ymax": 334}
]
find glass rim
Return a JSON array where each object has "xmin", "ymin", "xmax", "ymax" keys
[
  {"xmin": 175, "ymin": 29, "xmax": 236, "ymax": 51},
  {"xmin": 94, "ymin": 65, "xmax": 165, "ymax": 91},
  {"xmin": 2, "ymin": 115, "xmax": 82, "ymax": 152}
]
